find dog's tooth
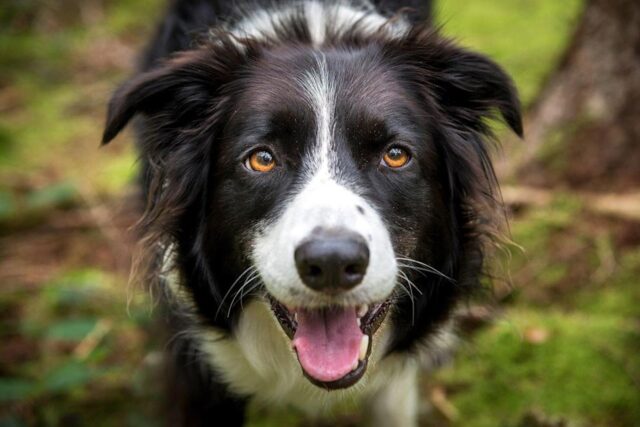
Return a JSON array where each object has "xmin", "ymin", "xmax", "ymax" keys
[
  {"xmin": 359, "ymin": 335, "xmax": 369, "ymax": 361},
  {"xmin": 357, "ymin": 305, "xmax": 368, "ymax": 318},
  {"xmin": 351, "ymin": 360, "xmax": 358, "ymax": 371},
  {"xmin": 294, "ymin": 313, "xmax": 298, "ymax": 322},
  {"xmin": 356, "ymin": 318, "xmax": 361, "ymax": 327}
]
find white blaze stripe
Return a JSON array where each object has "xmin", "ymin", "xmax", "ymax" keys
[
  {"xmin": 304, "ymin": 2, "xmax": 327, "ymax": 46},
  {"xmin": 301, "ymin": 53, "xmax": 336, "ymax": 180}
]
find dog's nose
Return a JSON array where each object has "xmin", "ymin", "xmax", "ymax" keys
[{"xmin": 294, "ymin": 229, "xmax": 369, "ymax": 293}]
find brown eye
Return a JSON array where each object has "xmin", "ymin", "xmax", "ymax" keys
[
  {"xmin": 382, "ymin": 146, "xmax": 410, "ymax": 168},
  {"xmin": 246, "ymin": 150, "xmax": 276, "ymax": 172}
]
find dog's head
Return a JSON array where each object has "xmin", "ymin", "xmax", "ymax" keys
[{"xmin": 103, "ymin": 20, "xmax": 521, "ymax": 389}]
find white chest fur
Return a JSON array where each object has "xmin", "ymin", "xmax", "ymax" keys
[{"xmin": 194, "ymin": 300, "xmax": 418, "ymax": 421}]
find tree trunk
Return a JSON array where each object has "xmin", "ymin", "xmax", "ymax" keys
[{"xmin": 517, "ymin": 0, "xmax": 640, "ymax": 192}]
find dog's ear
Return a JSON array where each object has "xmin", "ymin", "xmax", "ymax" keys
[
  {"xmin": 431, "ymin": 47, "xmax": 523, "ymax": 137},
  {"xmin": 103, "ymin": 66, "xmax": 181, "ymax": 144},
  {"xmin": 102, "ymin": 51, "xmax": 214, "ymax": 144},
  {"xmin": 102, "ymin": 41, "xmax": 247, "ymax": 144},
  {"xmin": 398, "ymin": 31, "xmax": 523, "ymax": 138}
]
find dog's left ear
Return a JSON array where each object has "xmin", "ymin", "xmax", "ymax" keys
[
  {"xmin": 433, "ymin": 47, "xmax": 523, "ymax": 137},
  {"xmin": 401, "ymin": 33, "xmax": 523, "ymax": 137}
]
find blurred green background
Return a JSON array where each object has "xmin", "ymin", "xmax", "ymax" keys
[{"xmin": 0, "ymin": 0, "xmax": 638, "ymax": 426}]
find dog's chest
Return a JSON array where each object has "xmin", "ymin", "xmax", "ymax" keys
[{"xmin": 194, "ymin": 300, "xmax": 404, "ymax": 416}]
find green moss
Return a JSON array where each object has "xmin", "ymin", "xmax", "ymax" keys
[
  {"xmin": 577, "ymin": 249, "xmax": 640, "ymax": 318},
  {"xmin": 447, "ymin": 197, "xmax": 640, "ymax": 426},
  {"xmin": 438, "ymin": 308, "xmax": 640, "ymax": 427}
]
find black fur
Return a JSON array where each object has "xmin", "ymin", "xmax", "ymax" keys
[{"xmin": 103, "ymin": 1, "xmax": 521, "ymax": 425}]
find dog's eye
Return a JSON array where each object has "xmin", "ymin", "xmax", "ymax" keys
[
  {"xmin": 382, "ymin": 146, "xmax": 410, "ymax": 168},
  {"xmin": 246, "ymin": 150, "xmax": 276, "ymax": 172}
]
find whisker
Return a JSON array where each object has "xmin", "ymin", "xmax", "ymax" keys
[
  {"xmin": 397, "ymin": 262, "xmax": 452, "ymax": 281},
  {"xmin": 398, "ymin": 270, "xmax": 421, "ymax": 324},
  {"xmin": 227, "ymin": 273, "xmax": 262, "ymax": 317},
  {"xmin": 396, "ymin": 279, "xmax": 416, "ymax": 325},
  {"xmin": 396, "ymin": 256, "xmax": 456, "ymax": 283},
  {"xmin": 215, "ymin": 265, "xmax": 257, "ymax": 319},
  {"xmin": 397, "ymin": 269, "xmax": 423, "ymax": 295},
  {"xmin": 237, "ymin": 273, "xmax": 264, "ymax": 312}
]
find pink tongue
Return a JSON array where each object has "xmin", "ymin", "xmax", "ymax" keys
[{"xmin": 292, "ymin": 307, "xmax": 364, "ymax": 382}]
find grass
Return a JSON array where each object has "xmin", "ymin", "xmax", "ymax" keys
[{"xmin": 3, "ymin": 1, "xmax": 639, "ymax": 426}]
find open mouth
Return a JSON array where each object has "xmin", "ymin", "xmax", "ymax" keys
[{"xmin": 269, "ymin": 296, "xmax": 391, "ymax": 390}]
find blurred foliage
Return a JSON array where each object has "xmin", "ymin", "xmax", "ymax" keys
[
  {"xmin": 436, "ymin": 0, "xmax": 584, "ymax": 105},
  {"xmin": 2, "ymin": 0, "xmax": 638, "ymax": 426},
  {"xmin": 1, "ymin": 2, "xmax": 162, "ymax": 425},
  {"xmin": 0, "ymin": 268, "xmax": 160, "ymax": 426},
  {"xmin": 0, "ymin": 0, "xmax": 150, "ymax": 228},
  {"xmin": 436, "ymin": 196, "xmax": 640, "ymax": 427}
]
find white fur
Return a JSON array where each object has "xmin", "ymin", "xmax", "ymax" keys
[
  {"xmin": 301, "ymin": 53, "xmax": 335, "ymax": 178},
  {"xmin": 366, "ymin": 357, "xmax": 419, "ymax": 427},
  {"xmin": 228, "ymin": 1, "xmax": 409, "ymax": 47},
  {"xmin": 252, "ymin": 176, "xmax": 398, "ymax": 308}
]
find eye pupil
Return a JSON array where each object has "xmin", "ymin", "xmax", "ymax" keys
[
  {"xmin": 257, "ymin": 151, "xmax": 272, "ymax": 165},
  {"xmin": 247, "ymin": 149, "xmax": 276, "ymax": 172},
  {"xmin": 383, "ymin": 146, "xmax": 409, "ymax": 168},
  {"xmin": 388, "ymin": 148, "xmax": 402, "ymax": 159}
]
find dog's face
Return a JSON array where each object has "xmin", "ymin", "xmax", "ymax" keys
[
  {"xmin": 103, "ymin": 28, "xmax": 521, "ymax": 390},
  {"xmin": 213, "ymin": 48, "xmax": 433, "ymax": 387}
]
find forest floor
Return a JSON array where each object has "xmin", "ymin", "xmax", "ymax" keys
[{"xmin": 1, "ymin": 1, "xmax": 638, "ymax": 426}]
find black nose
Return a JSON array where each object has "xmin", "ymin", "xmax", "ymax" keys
[{"xmin": 294, "ymin": 229, "xmax": 369, "ymax": 294}]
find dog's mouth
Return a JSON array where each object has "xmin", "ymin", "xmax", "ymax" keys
[{"xmin": 269, "ymin": 296, "xmax": 391, "ymax": 390}]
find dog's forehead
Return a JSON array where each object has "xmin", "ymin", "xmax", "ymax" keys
[{"xmin": 236, "ymin": 46, "xmax": 418, "ymax": 133}]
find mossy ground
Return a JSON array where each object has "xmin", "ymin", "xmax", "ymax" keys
[
  {"xmin": 2, "ymin": 1, "xmax": 638, "ymax": 426},
  {"xmin": 435, "ymin": 197, "xmax": 640, "ymax": 427}
]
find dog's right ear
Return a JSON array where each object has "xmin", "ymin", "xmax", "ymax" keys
[
  {"xmin": 102, "ymin": 66, "xmax": 178, "ymax": 144},
  {"xmin": 102, "ymin": 41, "xmax": 248, "ymax": 144}
]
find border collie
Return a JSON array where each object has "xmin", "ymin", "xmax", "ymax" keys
[{"xmin": 103, "ymin": 0, "xmax": 522, "ymax": 425}]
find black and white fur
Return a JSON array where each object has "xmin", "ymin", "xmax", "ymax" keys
[{"xmin": 103, "ymin": 0, "xmax": 522, "ymax": 425}]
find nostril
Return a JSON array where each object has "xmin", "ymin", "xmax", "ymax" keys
[
  {"xmin": 343, "ymin": 261, "xmax": 366, "ymax": 287},
  {"xmin": 307, "ymin": 265, "xmax": 323, "ymax": 278},
  {"xmin": 345, "ymin": 264, "xmax": 363, "ymax": 276}
]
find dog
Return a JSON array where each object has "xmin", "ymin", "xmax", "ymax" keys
[{"xmin": 102, "ymin": 0, "xmax": 522, "ymax": 425}]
